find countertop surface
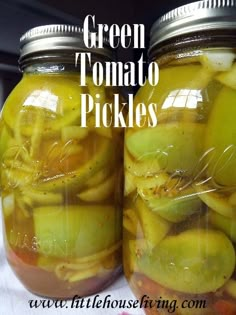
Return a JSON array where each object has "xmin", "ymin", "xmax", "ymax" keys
[{"xmin": 0, "ymin": 210, "xmax": 144, "ymax": 315}]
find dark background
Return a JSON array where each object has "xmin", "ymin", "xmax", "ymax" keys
[
  {"xmin": 0, "ymin": 0, "xmax": 194, "ymax": 103},
  {"xmin": 40, "ymin": 0, "xmax": 190, "ymax": 28}
]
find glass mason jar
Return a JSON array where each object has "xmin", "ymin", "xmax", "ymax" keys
[
  {"xmin": 124, "ymin": 1, "xmax": 236, "ymax": 314},
  {"xmin": 0, "ymin": 25, "xmax": 123, "ymax": 298}
]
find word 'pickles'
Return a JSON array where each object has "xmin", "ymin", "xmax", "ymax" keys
[{"xmin": 80, "ymin": 93, "xmax": 158, "ymax": 128}]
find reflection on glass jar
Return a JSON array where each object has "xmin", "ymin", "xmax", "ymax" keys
[
  {"xmin": 0, "ymin": 25, "xmax": 123, "ymax": 299},
  {"xmin": 123, "ymin": 1, "xmax": 236, "ymax": 314}
]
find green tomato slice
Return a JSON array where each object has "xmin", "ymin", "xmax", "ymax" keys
[
  {"xmin": 2, "ymin": 194, "xmax": 15, "ymax": 217},
  {"xmin": 209, "ymin": 210, "xmax": 236, "ymax": 242},
  {"xmin": 61, "ymin": 126, "xmax": 89, "ymax": 142},
  {"xmin": 77, "ymin": 173, "xmax": 115, "ymax": 202},
  {"xmin": 20, "ymin": 189, "xmax": 63, "ymax": 207},
  {"xmin": 194, "ymin": 184, "xmax": 236, "ymax": 218},
  {"xmin": 124, "ymin": 149, "xmax": 161, "ymax": 177},
  {"xmin": 85, "ymin": 166, "xmax": 111, "ymax": 188},
  {"xmin": 2, "ymin": 74, "xmax": 83, "ymax": 132},
  {"xmin": 34, "ymin": 205, "xmax": 121, "ymax": 258},
  {"xmin": 123, "ymin": 208, "xmax": 143, "ymax": 238},
  {"xmin": 126, "ymin": 123, "xmax": 205, "ymax": 176},
  {"xmin": 0, "ymin": 123, "xmax": 12, "ymax": 161},
  {"xmin": 124, "ymin": 171, "xmax": 137, "ymax": 196},
  {"xmin": 135, "ymin": 64, "xmax": 212, "ymax": 107},
  {"xmin": 206, "ymin": 87, "xmax": 236, "ymax": 186},
  {"xmin": 138, "ymin": 185, "xmax": 201, "ymax": 223},
  {"xmin": 137, "ymin": 229, "xmax": 235, "ymax": 294},
  {"xmin": 135, "ymin": 197, "xmax": 171, "ymax": 247},
  {"xmin": 200, "ymin": 50, "xmax": 235, "ymax": 72},
  {"xmin": 223, "ymin": 279, "xmax": 236, "ymax": 299},
  {"xmin": 35, "ymin": 138, "xmax": 114, "ymax": 192},
  {"xmin": 216, "ymin": 63, "xmax": 236, "ymax": 89}
]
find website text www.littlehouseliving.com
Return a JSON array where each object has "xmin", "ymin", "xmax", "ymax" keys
[{"xmin": 28, "ymin": 294, "xmax": 207, "ymax": 313}]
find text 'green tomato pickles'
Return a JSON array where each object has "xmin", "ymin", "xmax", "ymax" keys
[
  {"xmin": 137, "ymin": 229, "xmax": 235, "ymax": 294},
  {"xmin": 126, "ymin": 123, "xmax": 205, "ymax": 175},
  {"xmin": 34, "ymin": 205, "xmax": 121, "ymax": 258},
  {"xmin": 206, "ymin": 87, "xmax": 236, "ymax": 186}
]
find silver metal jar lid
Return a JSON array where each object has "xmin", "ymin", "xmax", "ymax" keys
[
  {"xmin": 19, "ymin": 24, "xmax": 114, "ymax": 65},
  {"xmin": 149, "ymin": 0, "xmax": 236, "ymax": 57}
]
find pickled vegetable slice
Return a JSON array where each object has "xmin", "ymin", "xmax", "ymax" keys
[
  {"xmin": 78, "ymin": 173, "xmax": 115, "ymax": 202},
  {"xmin": 123, "ymin": 208, "xmax": 142, "ymax": 236},
  {"xmin": 223, "ymin": 279, "xmax": 236, "ymax": 299},
  {"xmin": 128, "ymin": 239, "xmax": 151, "ymax": 273},
  {"xmin": 137, "ymin": 229, "xmax": 235, "ymax": 294},
  {"xmin": 43, "ymin": 140, "xmax": 83, "ymax": 175},
  {"xmin": 17, "ymin": 107, "xmax": 81, "ymax": 137},
  {"xmin": 73, "ymin": 240, "xmax": 121, "ymax": 264},
  {"xmin": 0, "ymin": 123, "xmax": 12, "ymax": 162},
  {"xmin": 29, "ymin": 108, "xmax": 44, "ymax": 158},
  {"xmin": 49, "ymin": 108, "xmax": 81, "ymax": 130},
  {"xmin": 85, "ymin": 167, "xmax": 111, "ymax": 188},
  {"xmin": 124, "ymin": 172, "xmax": 169, "ymax": 196},
  {"xmin": 200, "ymin": 50, "xmax": 235, "ymax": 72},
  {"xmin": 14, "ymin": 110, "xmax": 33, "ymax": 164},
  {"xmin": 87, "ymin": 76, "xmax": 107, "ymax": 104},
  {"xmin": 216, "ymin": 63, "xmax": 236, "ymax": 89},
  {"xmin": 34, "ymin": 205, "xmax": 121, "ymax": 258},
  {"xmin": 134, "ymin": 64, "xmax": 213, "ymax": 109},
  {"xmin": 138, "ymin": 182, "xmax": 201, "ymax": 223},
  {"xmin": 54, "ymin": 241, "xmax": 121, "ymax": 282},
  {"xmin": 195, "ymin": 184, "xmax": 236, "ymax": 218},
  {"xmin": 61, "ymin": 126, "xmax": 89, "ymax": 142},
  {"xmin": 126, "ymin": 123, "xmax": 205, "ymax": 175},
  {"xmin": 35, "ymin": 138, "xmax": 114, "ymax": 192},
  {"xmin": 63, "ymin": 264, "xmax": 101, "ymax": 282},
  {"xmin": 229, "ymin": 191, "xmax": 236, "ymax": 206},
  {"xmin": 2, "ymin": 74, "xmax": 83, "ymax": 134},
  {"xmin": 205, "ymin": 87, "xmax": 236, "ymax": 186},
  {"xmin": 124, "ymin": 171, "xmax": 137, "ymax": 196},
  {"xmin": 136, "ymin": 173, "xmax": 169, "ymax": 190},
  {"xmin": 20, "ymin": 189, "xmax": 63, "ymax": 206},
  {"xmin": 135, "ymin": 197, "xmax": 171, "ymax": 247},
  {"xmin": 2, "ymin": 194, "xmax": 14, "ymax": 217},
  {"xmin": 209, "ymin": 210, "xmax": 236, "ymax": 242},
  {"xmin": 124, "ymin": 149, "xmax": 161, "ymax": 177},
  {"xmin": 2, "ymin": 167, "xmax": 40, "ymax": 188}
]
